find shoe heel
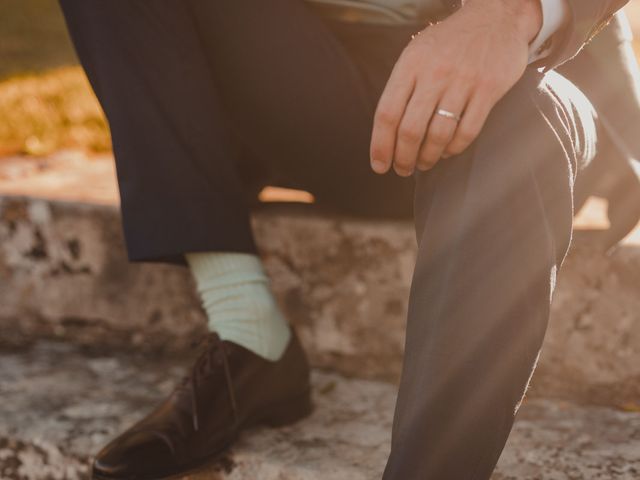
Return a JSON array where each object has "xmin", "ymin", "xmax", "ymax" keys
[{"xmin": 262, "ymin": 390, "xmax": 313, "ymax": 427}]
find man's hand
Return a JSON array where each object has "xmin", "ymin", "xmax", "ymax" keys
[{"xmin": 370, "ymin": 0, "xmax": 543, "ymax": 176}]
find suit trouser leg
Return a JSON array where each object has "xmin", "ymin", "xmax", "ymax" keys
[
  {"xmin": 58, "ymin": 0, "xmax": 417, "ymax": 265},
  {"xmin": 382, "ymin": 69, "xmax": 597, "ymax": 479},
  {"xmin": 59, "ymin": 0, "xmax": 258, "ymax": 264}
]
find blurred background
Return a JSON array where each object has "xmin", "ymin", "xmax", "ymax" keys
[
  {"xmin": 0, "ymin": 2, "xmax": 639, "ymax": 479},
  {"xmin": 1, "ymin": 0, "xmax": 639, "ymax": 234}
]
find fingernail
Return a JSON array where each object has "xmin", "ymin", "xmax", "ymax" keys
[
  {"xmin": 395, "ymin": 167, "xmax": 413, "ymax": 177},
  {"xmin": 371, "ymin": 160, "xmax": 387, "ymax": 173}
]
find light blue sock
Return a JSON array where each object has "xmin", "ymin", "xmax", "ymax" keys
[{"xmin": 186, "ymin": 252, "xmax": 291, "ymax": 361}]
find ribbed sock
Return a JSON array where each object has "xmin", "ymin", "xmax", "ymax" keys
[{"xmin": 186, "ymin": 252, "xmax": 291, "ymax": 361}]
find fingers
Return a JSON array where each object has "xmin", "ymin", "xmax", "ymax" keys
[
  {"xmin": 443, "ymin": 92, "xmax": 492, "ymax": 158},
  {"xmin": 371, "ymin": 44, "xmax": 498, "ymax": 176},
  {"xmin": 417, "ymin": 85, "xmax": 470, "ymax": 171},
  {"xmin": 392, "ymin": 83, "xmax": 441, "ymax": 176},
  {"xmin": 370, "ymin": 61, "xmax": 416, "ymax": 175}
]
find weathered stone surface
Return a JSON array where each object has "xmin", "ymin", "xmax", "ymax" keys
[
  {"xmin": 0, "ymin": 196, "xmax": 415, "ymax": 377},
  {"xmin": 1, "ymin": 195, "xmax": 639, "ymax": 402},
  {"xmin": 1, "ymin": 342, "xmax": 639, "ymax": 480},
  {"xmin": 0, "ymin": 196, "xmax": 207, "ymax": 354},
  {"xmin": 535, "ymin": 241, "xmax": 640, "ymax": 402}
]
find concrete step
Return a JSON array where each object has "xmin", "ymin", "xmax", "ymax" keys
[
  {"xmin": 1, "ymin": 341, "xmax": 639, "ymax": 480},
  {"xmin": 0, "ymin": 196, "xmax": 640, "ymax": 404},
  {"xmin": 1, "ymin": 195, "xmax": 640, "ymax": 406}
]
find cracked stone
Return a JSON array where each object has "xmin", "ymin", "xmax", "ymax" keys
[{"xmin": 0, "ymin": 342, "xmax": 639, "ymax": 480}]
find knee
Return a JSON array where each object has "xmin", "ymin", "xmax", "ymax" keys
[{"xmin": 539, "ymin": 71, "xmax": 598, "ymax": 171}]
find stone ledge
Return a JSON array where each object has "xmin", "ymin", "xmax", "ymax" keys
[
  {"xmin": 1, "ymin": 195, "xmax": 639, "ymax": 402},
  {"xmin": 1, "ymin": 341, "xmax": 639, "ymax": 480}
]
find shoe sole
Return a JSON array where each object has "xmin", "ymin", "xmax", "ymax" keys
[{"xmin": 92, "ymin": 388, "xmax": 313, "ymax": 480}]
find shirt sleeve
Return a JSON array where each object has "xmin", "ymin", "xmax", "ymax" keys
[{"xmin": 528, "ymin": 0, "xmax": 570, "ymax": 64}]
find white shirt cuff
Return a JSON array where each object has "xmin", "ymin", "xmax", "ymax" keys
[{"xmin": 528, "ymin": 0, "xmax": 569, "ymax": 64}]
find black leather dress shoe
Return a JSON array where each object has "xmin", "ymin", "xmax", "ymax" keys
[{"xmin": 92, "ymin": 329, "xmax": 313, "ymax": 479}]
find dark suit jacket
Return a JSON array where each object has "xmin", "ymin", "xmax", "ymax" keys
[{"xmin": 544, "ymin": 0, "xmax": 630, "ymax": 70}]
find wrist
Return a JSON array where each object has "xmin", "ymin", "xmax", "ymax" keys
[
  {"xmin": 514, "ymin": 0, "xmax": 544, "ymax": 42},
  {"xmin": 464, "ymin": 0, "xmax": 542, "ymax": 43}
]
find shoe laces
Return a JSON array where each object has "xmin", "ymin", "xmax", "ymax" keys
[{"xmin": 177, "ymin": 333, "xmax": 239, "ymax": 432}]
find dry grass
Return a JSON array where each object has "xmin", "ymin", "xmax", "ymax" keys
[
  {"xmin": 0, "ymin": 0, "xmax": 108, "ymax": 155},
  {"xmin": 0, "ymin": 67, "xmax": 109, "ymax": 156}
]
